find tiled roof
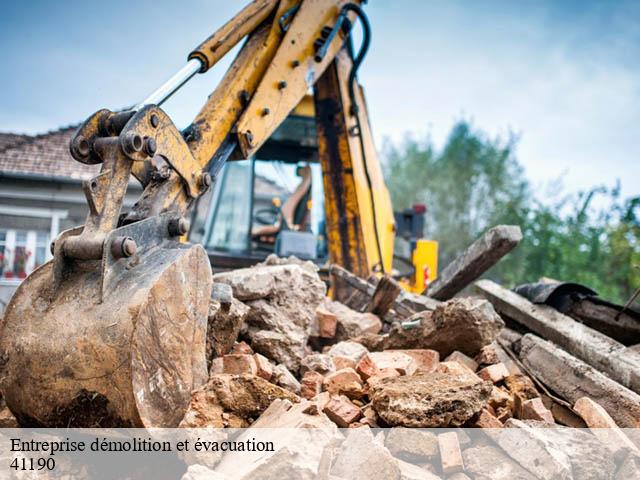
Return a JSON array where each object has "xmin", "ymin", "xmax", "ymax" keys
[{"xmin": 0, "ymin": 127, "xmax": 100, "ymax": 181}]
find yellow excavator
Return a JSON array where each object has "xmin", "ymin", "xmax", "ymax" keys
[{"xmin": 0, "ymin": 0, "xmax": 437, "ymax": 427}]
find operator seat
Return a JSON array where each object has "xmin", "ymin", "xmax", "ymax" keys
[{"xmin": 252, "ymin": 165, "xmax": 312, "ymax": 242}]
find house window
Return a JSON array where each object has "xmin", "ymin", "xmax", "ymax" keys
[
  {"xmin": 0, "ymin": 205, "xmax": 68, "ymax": 283},
  {"xmin": 0, "ymin": 229, "xmax": 50, "ymax": 280}
]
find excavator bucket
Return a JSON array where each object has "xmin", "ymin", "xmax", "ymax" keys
[
  {"xmin": 0, "ymin": 228, "xmax": 211, "ymax": 427},
  {"xmin": 0, "ymin": 229, "xmax": 211, "ymax": 427}
]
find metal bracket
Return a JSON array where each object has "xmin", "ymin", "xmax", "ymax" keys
[
  {"xmin": 100, "ymin": 212, "xmax": 184, "ymax": 300},
  {"xmin": 120, "ymin": 105, "xmax": 204, "ymax": 198}
]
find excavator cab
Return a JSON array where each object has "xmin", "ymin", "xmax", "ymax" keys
[{"xmin": 189, "ymin": 104, "xmax": 329, "ymax": 269}]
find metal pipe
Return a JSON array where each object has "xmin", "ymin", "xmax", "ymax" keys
[{"xmin": 134, "ymin": 58, "xmax": 203, "ymax": 110}]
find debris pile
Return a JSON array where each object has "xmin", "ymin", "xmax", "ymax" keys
[{"xmin": 141, "ymin": 252, "xmax": 635, "ymax": 438}]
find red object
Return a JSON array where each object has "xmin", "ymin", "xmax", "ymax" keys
[{"xmin": 412, "ymin": 203, "xmax": 427, "ymax": 214}]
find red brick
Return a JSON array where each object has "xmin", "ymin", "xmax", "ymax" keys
[
  {"xmin": 521, "ymin": 397, "xmax": 554, "ymax": 424},
  {"xmin": 210, "ymin": 357, "xmax": 224, "ymax": 375},
  {"xmin": 574, "ymin": 397, "xmax": 638, "ymax": 454},
  {"xmin": 323, "ymin": 368, "xmax": 364, "ymax": 399},
  {"xmin": 368, "ymin": 351, "xmax": 418, "ymax": 375},
  {"xmin": 437, "ymin": 432, "xmax": 464, "ymax": 475},
  {"xmin": 389, "ymin": 349, "xmax": 439, "ymax": 373},
  {"xmin": 437, "ymin": 361, "xmax": 482, "ymax": 382},
  {"xmin": 355, "ymin": 354, "xmax": 380, "ymax": 380},
  {"xmin": 323, "ymin": 396, "xmax": 362, "ymax": 427},
  {"xmin": 253, "ymin": 353, "xmax": 273, "ymax": 380},
  {"xmin": 301, "ymin": 371, "xmax": 324, "ymax": 400},
  {"xmin": 222, "ymin": 354, "xmax": 257, "ymax": 375},
  {"xmin": 475, "ymin": 344, "xmax": 499, "ymax": 366},
  {"xmin": 332, "ymin": 355, "xmax": 356, "ymax": 371},
  {"xmin": 472, "ymin": 408, "xmax": 503, "ymax": 428},
  {"xmin": 315, "ymin": 307, "xmax": 338, "ymax": 338},
  {"xmin": 477, "ymin": 363, "xmax": 510, "ymax": 384},
  {"xmin": 445, "ymin": 351, "xmax": 478, "ymax": 372}
]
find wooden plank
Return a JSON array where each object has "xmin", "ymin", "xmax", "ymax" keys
[
  {"xmin": 366, "ymin": 275, "xmax": 402, "ymax": 317},
  {"xmin": 426, "ymin": 225, "xmax": 522, "ymax": 300},
  {"xmin": 329, "ymin": 265, "xmax": 439, "ymax": 320},
  {"xmin": 564, "ymin": 298, "xmax": 640, "ymax": 345},
  {"xmin": 519, "ymin": 334, "xmax": 640, "ymax": 428},
  {"xmin": 476, "ymin": 279, "xmax": 640, "ymax": 394}
]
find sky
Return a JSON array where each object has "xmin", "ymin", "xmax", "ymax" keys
[{"xmin": 1, "ymin": 0, "xmax": 639, "ymax": 200}]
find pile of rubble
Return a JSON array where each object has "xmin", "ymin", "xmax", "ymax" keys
[
  {"xmin": 177, "ymin": 254, "xmax": 638, "ymax": 435},
  {"xmin": 170, "ymin": 253, "xmax": 639, "ymax": 479}
]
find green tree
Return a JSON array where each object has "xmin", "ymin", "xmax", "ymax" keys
[{"xmin": 383, "ymin": 121, "xmax": 639, "ymax": 303}]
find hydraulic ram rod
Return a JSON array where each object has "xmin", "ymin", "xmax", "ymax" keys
[{"xmin": 134, "ymin": 58, "xmax": 203, "ymax": 110}]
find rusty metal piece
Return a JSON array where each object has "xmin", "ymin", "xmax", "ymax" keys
[
  {"xmin": 145, "ymin": 137, "xmax": 158, "ymax": 156},
  {"xmin": 62, "ymin": 235, "xmax": 105, "ymax": 260},
  {"xmin": 71, "ymin": 135, "xmax": 90, "ymax": 159},
  {"xmin": 69, "ymin": 109, "xmax": 111, "ymax": 164},
  {"xmin": 168, "ymin": 217, "xmax": 190, "ymax": 237},
  {"xmin": 110, "ymin": 236, "xmax": 137, "ymax": 259},
  {"xmin": 120, "ymin": 106, "xmax": 202, "ymax": 198},
  {"xmin": 104, "ymin": 111, "xmax": 136, "ymax": 136},
  {"xmin": 122, "ymin": 132, "xmax": 144, "ymax": 154}
]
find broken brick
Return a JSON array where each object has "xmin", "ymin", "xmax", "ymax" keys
[
  {"xmin": 300, "ymin": 370, "xmax": 324, "ymax": 400},
  {"xmin": 332, "ymin": 355, "xmax": 357, "ymax": 371},
  {"xmin": 253, "ymin": 353, "xmax": 272, "ymax": 380},
  {"xmin": 475, "ymin": 344, "xmax": 499, "ymax": 366},
  {"xmin": 574, "ymin": 397, "xmax": 638, "ymax": 454},
  {"xmin": 315, "ymin": 306, "xmax": 338, "ymax": 338},
  {"xmin": 323, "ymin": 368, "xmax": 364, "ymax": 398},
  {"xmin": 472, "ymin": 408, "xmax": 503, "ymax": 428},
  {"xmin": 230, "ymin": 341, "xmax": 253, "ymax": 355},
  {"xmin": 368, "ymin": 351, "xmax": 418, "ymax": 375},
  {"xmin": 437, "ymin": 361, "xmax": 482, "ymax": 382},
  {"xmin": 445, "ymin": 351, "xmax": 478, "ymax": 372},
  {"xmin": 366, "ymin": 368, "xmax": 401, "ymax": 388},
  {"xmin": 389, "ymin": 349, "xmax": 439, "ymax": 373},
  {"xmin": 323, "ymin": 396, "xmax": 362, "ymax": 427},
  {"xmin": 438, "ymin": 431, "xmax": 464, "ymax": 475},
  {"xmin": 521, "ymin": 397, "xmax": 554, "ymax": 424},
  {"xmin": 355, "ymin": 354, "xmax": 380, "ymax": 380},
  {"xmin": 222, "ymin": 354, "xmax": 258, "ymax": 375},
  {"xmin": 209, "ymin": 357, "xmax": 224, "ymax": 375},
  {"xmin": 477, "ymin": 363, "xmax": 509, "ymax": 384}
]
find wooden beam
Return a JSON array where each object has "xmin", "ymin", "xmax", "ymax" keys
[
  {"xmin": 366, "ymin": 275, "xmax": 402, "ymax": 317},
  {"xmin": 427, "ymin": 225, "xmax": 522, "ymax": 300},
  {"xmin": 476, "ymin": 279, "xmax": 640, "ymax": 394},
  {"xmin": 519, "ymin": 334, "xmax": 640, "ymax": 428},
  {"xmin": 564, "ymin": 297, "xmax": 640, "ymax": 345},
  {"xmin": 329, "ymin": 265, "xmax": 439, "ymax": 320}
]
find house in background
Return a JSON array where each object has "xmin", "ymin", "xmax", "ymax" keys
[{"xmin": 0, "ymin": 126, "xmax": 142, "ymax": 309}]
